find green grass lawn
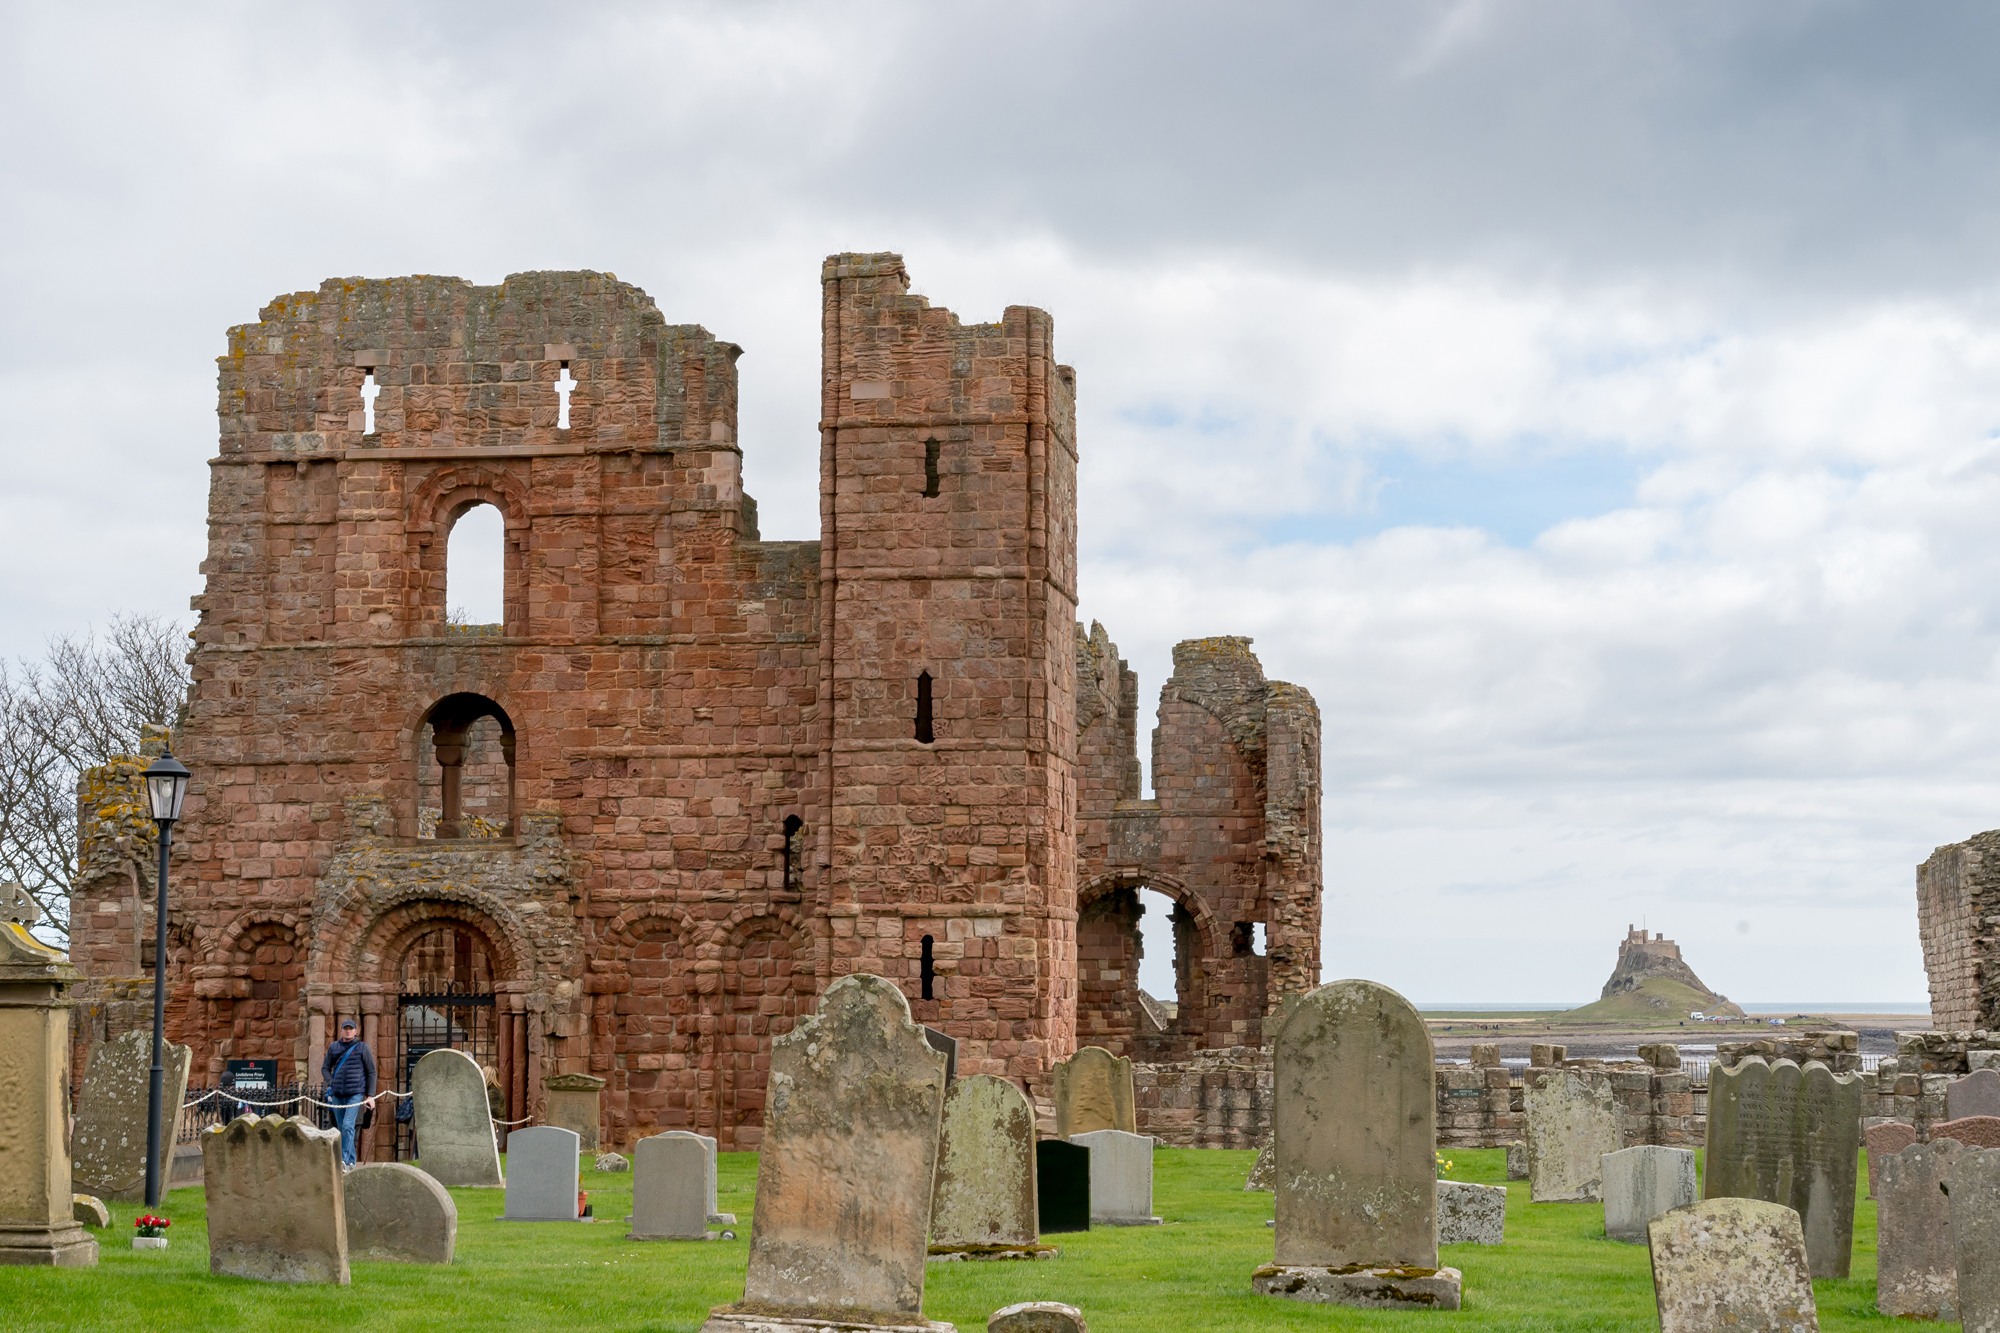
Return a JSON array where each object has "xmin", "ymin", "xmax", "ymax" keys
[{"xmin": 0, "ymin": 1148, "xmax": 1940, "ymax": 1331}]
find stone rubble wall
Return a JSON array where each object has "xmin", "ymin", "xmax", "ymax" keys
[{"xmin": 1916, "ymin": 831, "xmax": 2000, "ymax": 1031}]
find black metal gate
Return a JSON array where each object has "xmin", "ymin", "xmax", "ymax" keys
[{"xmin": 394, "ymin": 990, "xmax": 497, "ymax": 1160}]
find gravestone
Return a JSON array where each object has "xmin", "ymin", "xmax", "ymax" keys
[
  {"xmin": 1865, "ymin": 1121, "xmax": 1918, "ymax": 1198},
  {"xmin": 595, "ymin": 1152, "xmax": 629, "ymax": 1172},
  {"xmin": 1946, "ymin": 1145, "xmax": 2000, "ymax": 1333},
  {"xmin": 628, "ymin": 1132, "xmax": 713, "ymax": 1240},
  {"xmin": 1602, "ymin": 1145, "xmax": 1698, "ymax": 1243},
  {"xmin": 71, "ymin": 1028, "xmax": 192, "ymax": 1201},
  {"xmin": 987, "ymin": 1302, "xmax": 1085, "ymax": 1333},
  {"xmin": 1436, "ymin": 1180, "xmax": 1505, "ymax": 1245},
  {"xmin": 542, "ymin": 1072, "xmax": 605, "ymax": 1152},
  {"xmin": 1243, "ymin": 1144, "xmax": 1273, "ymax": 1191},
  {"xmin": 0, "ymin": 923, "xmax": 96, "ymax": 1266},
  {"xmin": 1875, "ymin": 1138, "xmax": 1962, "ymax": 1320},
  {"xmin": 1933, "ymin": 1115, "xmax": 2000, "ymax": 1149},
  {"xmin": 1036, "ymin": 1140, "xmax": 1091, "ymax": 1234},
  {"xmin": 1052, "ymin": 1047, "xmax": 1135, "ymax": 1139},
  {"xmin": 411, "ymin": 1048, "xmax": 502, "ymax": 1188},
  {"xmin": 1505, "ymin": 1142, "xmax": 1528, "ymax": 1180},
  {"xmin": 1648, "ymin": 1198, "xmax": 1819, "ymax": 1333},
  {"xmin": 924, "ymin": 1026, "xmax": 959, "ymax": 1085},
  {"xmin": 501, "ymin": 1125, "xmax": 581, "ymax": 1221},
  {"xmin": 72, "ymin": 1196, "xmax": 110, "ymax": 1229},
  {"xmin": 702, "ymin": 973, "xmax": 952, "ymax": 1333},
  {"xmin": 203, "ymin": 1114, "xmax": 348, "ymax": 1284},
  {"xmin": 1948, "ymin": 1068, "xmax": 2000, "ymax": 1122},
  {"xmin": 1703, "ymin": 1056, "xmax": 1863, "ymax": 1279},
  {"xmin": 930, "ymin": 1075, "xmax": 1044, "ymax": 1257},
  {"xmin": 344, "ymin": 1162, "xmax": 457, "ymax": 1264},
  {"xmin": 1070, "ymin": 1129, "xmax": 1159, "ymax": 1226},
  {"xmin": 645, "ymin": 1130, "xmax": 733, "ymax": 1224},
  {"xmin": 1252, "ymin": 979, "xmax": 1461, "ymax": 1311},
  {"xmin": 1525, "ymin": 1067, "xmax": 1619, "ymax": 1203}
]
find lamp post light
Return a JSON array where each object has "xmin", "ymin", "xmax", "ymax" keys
[{"xmin": 140, "ymin": 749, "xmax": 189, "ymax": 1209}]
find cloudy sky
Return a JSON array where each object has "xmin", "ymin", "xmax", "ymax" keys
[{"xmin": 9, "ymin": 1, "xmax": 1999, "ymax": 1004}]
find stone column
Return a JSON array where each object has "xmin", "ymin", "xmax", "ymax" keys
[
  {"xmin": 434, "ymin": 729, "xmax": 466, "ymax": 838},
  {"xmin": 0, "ymin": 923, "xmax": 98, "ymax": 1266}
]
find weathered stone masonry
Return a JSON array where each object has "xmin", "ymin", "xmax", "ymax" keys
[{"xmin": 70, "ymin": 255, "xmax": 1322, "ymax": 1156}]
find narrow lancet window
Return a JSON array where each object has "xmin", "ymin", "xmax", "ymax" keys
[
  {"xmin": 922, "ymin": 439, "xmax": 941, "ymax": 497},
  {"xmin": 914, "ymin": 670, "xmax": 934, "ymax": 744},
  {"xmin": 920, "ymin": 935, "xmax": 935, "ymax": 1000},
  {"xmin": 782, "ymin": 814, "xmax": 803, "ymax": 892},
  {"xmin": 556, "ymin": 364, "xmax": 576, "ymax": 430},
  {"xmin": 360, "ymin": 371, "xmax": 380, "ymax": 435}
]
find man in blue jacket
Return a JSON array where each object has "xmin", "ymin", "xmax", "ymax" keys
[{"xmin": 321, "ymin": 1018, "xmax": 376, "ymax": 1170}]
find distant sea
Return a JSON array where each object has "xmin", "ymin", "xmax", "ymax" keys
[{"xmin": 1415, "ymin": 1001, "xmax": 1932, "ymax": 1013}]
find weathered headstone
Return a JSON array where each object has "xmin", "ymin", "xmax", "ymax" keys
[
  {"xmin": 344, "ymin": 1162, "xmax": 457, "ymax": 1264},
  {"xmin": 1436, "ymin": 1180, "xmax": 1505, "ymax": 1245},
  {"xmin": 411, "ymin": 1047, "xmax": 502, "ymax": 1188},
  {"xmin": 1052, "ymin": 1047, "xmax": 1135, "ymax": 1139},
  {"xmin": 1946, "ymin": 1145, "xmax": 2000, "ymax": 1333},
  {"xmin": 628, "ymin": 1131, "xmax": 713, "ymax": 1240},
  {"xmin": 202, "ymin": 1114, "xmax": 348, "ymax": 1284},
  {"xmin": 1648, "ymin": 1198, "xmax": 1819, "ymax": 1333},
  {"xmin": 1243, "ymin": 1144, "xmax": 1273, "ymax": 1191},
  {"xmin": 1948, "ymin": 1068, "xmax": 2000, "ymax": 1122},
  {"xmin": 1525, "ymin": 1067, "xmax": 1619, "ymax": 1203},
  {"xmin": 1252, "ymin": 979, "xmax": 1461, "ymax": 1311},
  {"xmin": 0, "ymin": 924, "xmax": 96, "ymax": 1266},
  {"xmin": 542, "ymin": 1072, "xmax": 606, "ymax": 1152},
  {"xmin": 71, "ymin": 1196, "xmax": 110, "ymax": 1229},
  {"xmin": 987, "ymin": 1302, "xmax": 1085, "ymax": 1333},
  {"xmin": 501, "ymin": 1125, "xmax": 581, "ymax": 1221},
  {"xmin": 1036, "ymin": 1140, "xmax": 1091, "ymax": 1234},
  {"xmin": 924, "ymin": 1026, "xmax": 959, "ymax": 1085},
  {"xmin": 1070, "ymin": 1129, "xmax": 1159, "ymax": 1226},
  {"xmin": 930, "ymin": 1074, "xmax": 1045, "ymax": 1258},
  {"xmin": 1505, "ymin": 1142, "xmax": 1528, "ymax": 1180},
  {"xmin": 1933, "ymin": 1115, "xmax": 2000, "ymax": 1150},
  {"xmin": 71, "ymin": 1028, "xmax": 192, "ymax": 1202},
  {"xmin": 1865, "ymin": 1120, "xmax": 1918, "ymax": 1198},
  {"xmin": 1703, "ymin": 1056, "xmax": 1863, "ymax": 1279},
  {"xmin": 702, "ymin": 973, "xmax": 952, "ymax": 1333},
  {"xmin": 1875, "ymin": 1138, "xmax": 1962, "ymax": 1320},
  {"xmin": 1603, "ymin": 1145, "xmax": 1697, "ymax": 1243},
  {"xmin": 595, "ymin": 1152, "xmax": 629, "ymax": 1172}
]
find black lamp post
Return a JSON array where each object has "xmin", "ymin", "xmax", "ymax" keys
[{"xmin": 140, "ymin": 748, "xmax": 189, "ymax": 1209}]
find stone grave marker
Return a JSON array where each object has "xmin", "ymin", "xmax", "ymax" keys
[
  {"xmin": 411, "ymin": 1047, "xmax": 503, "ymax": 1188},
  {"xmin": 542, "ymin": 1072, "xmax": 605, "ymax": 1152},
  {"xmin": 1036, "ymin": 1140, "xmax": 1091, "ymax": 1234},
  {"xmin": 1436, "ymin": 1180, "xmax": 1505, "ymax": 1245},
  {"xmin": 1525, "ymin": 1067, "xmax": 1619, "ymax": 1203},
  {"xmin": 1876, "ymin": 1137, "xmax": 1962, "ymax": 1320},
  {"xmin": 344, "ymin": 1162, "xmax": 457, "ymax": 1264},
  {"xmin": 1946, "ymin": 1145, "xmax": 2000, "ymax": 1333},
  {"xmin": 595, "ymin": 1152, "xmax": 629, "ymax": 1172},
  {"xmin": 930, "ymin": 1074, "xmax": 1045, "ymax": 1258},
  {"xmin": 1933, "ymin": 1115, "xmax": 2000, "ymax": 1150},
  {"xmin": 1865, "ymin": 1120, "xmax": 1918, "ymax": 1198},
  {"xmin": 1253, "ymin": 978, "xmax": 1461, "ymax": 1311},
  {"xmin": 1053, "ymin": 1047, "xmax": 1135, "ymax": 1138},
  {"xmin": 702, "ymin": 973, "xmax": 951, "ymax": 1333},
  {"xmin": 203, "ymin": 1114, "xmax": 348, "ymax": 1284},
  {"xmin": 628, "ymin": 1131, "xmax": 713, "ymax": 1240},
  {"xmin": 1243, "ymin": 1144, "xmax": 1273, "ymax": 1191},
  {"xmin": 72, "ymin": 1028, "xmax": 192, "ymax": 1201},
  {"xmin": 0, "ymin": 923, "xmax": 96, "ymax": 1266},
  {"xmin": 1602, "ymin": 1145, "xmax": 1697, "ymax": 1243},
  {"xmin": 1703, "ymin": 1055, "xmax": 1863, "ymax": 1279},
  {"xmin": 1949, "ymin": 1068, "xmax": 2000, "ymax": 1122},
  {"xmin": 1505, "ymin": 1142, "xmax": 1528, "ymax": 1180},
  {"xmin": 71, "ymin": 1196, "xmax": 110, "ymax": 1229},
  {"xmin": 987, "ymin": 1302, "xmax": 1085, "ymax": 1333},
  {"xmin": 924, "ymin": 1026, "xmax": 959, "ymax": 1085},
  {"xmin": 501, "ymin": 1125, "xmax": 582, "ymax": 1221},
  {"xmin": 1647, "ymin": 1197, "xmax": 1818, "ymax": 1333},
  {"xmin": 1070, "ymin": 1129, "xmax": 1159, "ymax": 1226}
]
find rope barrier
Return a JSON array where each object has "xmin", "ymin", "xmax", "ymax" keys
[{"xmin": 185, "ymin": 1086, "xmax": 539, "ymax": 1127}]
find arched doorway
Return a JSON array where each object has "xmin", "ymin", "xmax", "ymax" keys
[{"xmin": 393, "ymin": 922, "xmax": 499, "ymax": 1159}]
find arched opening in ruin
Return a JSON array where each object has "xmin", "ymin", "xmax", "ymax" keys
[
  {"xmin": 417, "ymin": 693, "xmax": 516, "ymax": 839},
  {"xmin": 445, "ymin": 502, "xmax": 505, "ymax": 626},
  {"xmin": 392, "ymin": 920, "xmax": 501, "ymax": 1160},
  {"xmin": 1077, "ymin": 875, "xmax": 1215, "ymax": 1060}
]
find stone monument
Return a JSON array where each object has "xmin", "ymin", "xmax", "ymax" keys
[
  {"xmin": 1876, "ymin": 1138, "xmax": 1962, "ymax": 1321},
  {"xmin": 1252, "ymin": 978, "xmax": 1461, "ymax": 1310},
  {"xmin": 71, "ymin": 1027, "xmax": 192, "ymax": 1201},
  {"xmin": 1070, "ymin": 1129, "xmax": 1160, "ymax": 1227},
  {"xmin": 203, "ymin": 1114, "xmax": 348, "ymax": 1284},
  {"xmin": 1933, "ymin": 1116, "xmax": 2000, "ymax": 1150},
  {"xmin": 344, "ymin": 1162, "xmax": 457, "ymax": 1263},
  {"xmin": 1948, "ymin": 1068, "xmax": 2000, "ymax": 1121},
  {"xmin": 1525, "ymin": 1067, "xmax": 1619, "ymax": 1203},
  {"xmin": 1053, "ymin": 1047, "xmax": 1135, "ymax": 1139},
  {"xmin": 543, "ymin": 1072, "xmax": 606, "ymax": 1152},
  {"xmin": 501, "ymin": 1126, "xmax": 582, "ymax": 1221},
  {"xmin": 1243, "ymin": 1144, "xmax": 1273, "ymax": 1192},
  {"xmin": 987, "ymin": 1303, "xmax": 1085, "ymax": 1333},
  {"xmin": 628, "ymin": 1131, "xmax": 714, "ymax": 1240},
  {"xmin": 1703, "ymin": 1056, "xmax": 1863, "ymax": 1279},
  {"xmin": 702, "ymin": 973, "xmax": 953, "ymax": 1333},
  {"xmin": 0, "ymin": 922, "xmax": 97, "ymax": 1266},
  {"xmin": 411, "ymin": 1047, "xmax": 503, "ymax": 1188},
  {"xmin": 1947, "ymin": 1145, "xmax": 2000, "ymax": 1333},
  {"xmin": 929, "ymin": 1074, "xmax": 1047, "ymax": 1259},
  {"xmin": 1865, "ymin": 1120, "xmax": 1918, "ymax": 1198},
  {"xmin": 1435, "ymin": 1180, "xmax": 1505, "ymax": 1245},
  {"xmin": 1602, "ymin": 1145, "xmax": 1697, "ymax": 1243},
  {"xmin": 1647, "ymin": 1198, "xmax": 1819, "ymax": 1333}
]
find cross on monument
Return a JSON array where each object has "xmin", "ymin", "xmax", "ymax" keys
[
  {"xmin": 556, "ymin": 365, "xmax": 576, "ymax": 430},
  {"xmin": 360, "ymin": 372, "xmax": 381, "ymax": 434}
]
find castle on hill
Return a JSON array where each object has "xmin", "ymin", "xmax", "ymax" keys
[{"xmin": 1601, "ymin": 925, "xmax": 1736, "ymax": 1013}]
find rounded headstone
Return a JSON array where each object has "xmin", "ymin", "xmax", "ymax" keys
[
  {"xmin": 71, "ymin": 1195, "xmax": 110, "ymax": 1228},
  {"xmin": 412, "ymin": 1048, "xmax": 503, "ymax": 1188},
  {"xmin": 344, "ymin": 1162, "xmax": 457, "ymax": 1264},
  {"xmin": 989, "ymin": 1300, "xmax": 1086, "ymax": 1333}
]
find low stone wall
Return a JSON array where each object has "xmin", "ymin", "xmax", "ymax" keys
[
  {"xmin": 1132, "ymin": 1046, "xmax": 1270, "ymax": 1148},
  {"xmin": 1855, "ymin": 1029, "xmax": 2000, "ymax": 1136},
  {"xmin": 1435, "ymin": 1062, "xmax": 1520, "ymax": 1148}
]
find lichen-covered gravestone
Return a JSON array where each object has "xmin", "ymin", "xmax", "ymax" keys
[
  {"xmin": 987, "ymin": 1302, "xmax": 1085, "ymax": 1333},
  {"xmin": 203, "ymin": 1115, "xmax": 348, "ymax": 1284},
  {"xmin": 344, "ymin": 1162, "xmax": 457, "ymax": 1264},
  {"xmin": 1947, "ymin": 1145, "xmax": 2000, "ymax": 1333},
  {"xmin": 501, "ymin": 1126, "xmax": 582, "ymax": 1221},
  {"xmin": 1602, "ymin": 1145, "xmax": 1697, "ymax": 1243},
  {"xmin": 1243, "ymin": 1144, "xmax": 1273, "ymax": 1191},
  {"xmin": 1525, "ymin": 1067, "xmax": 1619, "ymax": 1203},
  {"xmin": 628, "ymin": 1131, "xmax": 713, "ymax": 1240},
  {"xmin": 411, "ymin": 1048, "xmax": 502, "ymax": 1188},
  {"xmin": 930, "ymin": 1075, "xmax": 1047, "ymax": 1259},
  {"xmin": 1703, "ymin": 1056, "xmax": 1863, "ymax": 1279},
  {"xmin": 1864, "ymin": 1120, "xmax": 1918, "ymax": 1198},
  {"xmin": 1052, "ymin": 1047, "xmax": 1135, "ymax": 1139},
  {"xmin": 702, "ymin": 973, "xmax": 953, "ymax": 1333},
  {"xmin": 1648, "ymin": 1198, "xmax": 1818, "ymax": 1333},
  {"xmin": 1876, "ymin": 1138, "xmax": 1962, "ymax": 1320},
  {"xmin": 1436, "ymin": 1180, "xmax": 1505, "ymax": 1245},
  {"xmin": 1252, "ymin": 978, "xmax": 1461, "ymax": 1310},
  {"xmin": 1948, "ymin": 1069, "xmax": 2000, "ymax": 1122},
  {"xmin": 71, "ymin": 1029, "xmax": 191, "ymax": 1201}
]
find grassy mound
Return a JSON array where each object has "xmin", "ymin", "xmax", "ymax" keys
[{"xmin": 1560, "ymin": 976, "xmax": 1722, "ymax": 1023}]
